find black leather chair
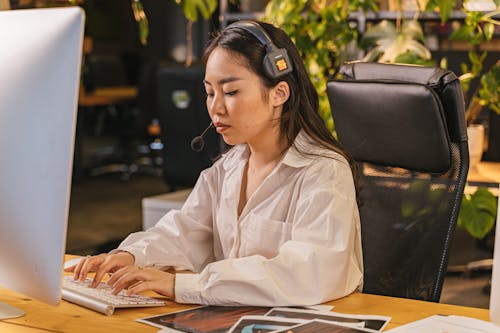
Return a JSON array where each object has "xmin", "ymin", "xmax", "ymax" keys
[{"xmin": 327, "ymin": 62, "xmax": 469, "ymax": 302}]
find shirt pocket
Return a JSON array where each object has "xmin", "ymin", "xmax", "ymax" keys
[{"xmin": 240, "ymin": 213, "xmax": 293, "ymax": 259}]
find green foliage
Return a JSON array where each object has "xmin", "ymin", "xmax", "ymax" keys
[
  {"xmin": 450, "ymin": 11, "xmax": 497, "ymax": 46},
  {"xmin": 131, "ymin": 0, "xmax": 149, "ymax": 45},
  {"xmin": 458, "ymin": 51, "xmax": 486, "ymax": 95},
  {"xmin": 448, "ymin": 9, "xmax": 500, "ymax": 121},
  {"xmin": 361, "ymin": 19, "xmax": 434, "ymax": 65},
  {"xmin": 178, "ymin": 0, "xmax": 218, "ymax": 22},
  {"xmin": 478, "ymin": 63, "xmax": 500, "ymax": 114},
  {"xmin": 425, "ymin": 0, "xmax": 457, "ymax": 22},
  {"xmin": 458, "ymin": 187, "xmax": 498, "ymax": 239},
  {"xmin": 262, "ymin": 0, "xmax": 378, "ymax": 132},
  {"xmin": 131, "ymin": 0, "xmax": 217, "ymax": 46}
]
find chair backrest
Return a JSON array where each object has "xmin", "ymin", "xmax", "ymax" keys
[{"xmin": 327, "ymin": 62, "xmax": 469, "ymax": 302}]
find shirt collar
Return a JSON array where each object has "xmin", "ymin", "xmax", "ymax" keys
[
  {"xmin": 221, "ymin": 144, "xmax": 249, "ymax": 171},
  {"xmin": 281, "ymin": 131, "xmax": 319, "ymax": 168}
]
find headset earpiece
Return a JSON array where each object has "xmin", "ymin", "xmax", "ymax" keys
[{"xmin": 225, "ymin": 20, "xmax": 293, "ymax": 79}]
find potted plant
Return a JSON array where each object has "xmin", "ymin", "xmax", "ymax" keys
[{"xmin": 359, "ymin": 18, "xmax": 434, "ymax": 65}]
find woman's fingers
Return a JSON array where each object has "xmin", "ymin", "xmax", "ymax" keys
[
  {"xmin": 91, "ymin": 252, "xmax": 135, "ymax": 288},
  {"xmin": 126, "ymin": 280, "xmax": 154, "ymax": 295},
  {"xmin": 108, "ymin": 267, "xmax": 175, "ymax": 299},
  {"xmin": 71, "ymin": 255, "xmax": 98, "ymax": 281},
  {"xmin": 109, "ymin": 265, "xmax": 145, "ymax": 294},
  {"xmin": 127, "ymin": 273, "xmax": 174, "ymax": 299},
  {"xmin": 63, "ymin": 252, "xmax": 135, "ymax": 287},
  {"xmin": 76, "ymin": 254, "xmax": 107, "ymax": 281}
]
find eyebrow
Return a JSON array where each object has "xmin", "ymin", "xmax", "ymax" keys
[{"xmin": 203, "ymin": 76, "xmax": 242, "ymax": 86}]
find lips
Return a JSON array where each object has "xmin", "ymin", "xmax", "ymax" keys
[{"xmin": 214, "ymin": 122, "xmax": 230, "ymax": 133}]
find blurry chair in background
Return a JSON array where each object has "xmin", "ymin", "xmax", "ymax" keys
[
  {"xmin": 327, "ymin": 62, "xmax": 469, "ymax": 302},
  {"xmin": 76, "ymin": 53, "xmax": 162, "ymax": 181}
]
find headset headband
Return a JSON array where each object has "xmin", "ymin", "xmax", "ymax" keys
[{"xmin": 225, "ymin": 20, "xmax": 293, "ymax": 79}]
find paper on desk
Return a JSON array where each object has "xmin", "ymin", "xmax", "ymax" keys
[
  {"xmin": 489, "ymin": 185, "xmax": 500, "ymax": 324},
  {"xmin": 385, "ymin": 315, "xmax": 500, "ymax": 333},
  {"xmin": 304, "ymin": 304, "xmax": 334, "ymax": 311}
]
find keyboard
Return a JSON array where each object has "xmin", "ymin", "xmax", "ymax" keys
[{"xmin": 62, "ymin": 276, "xmax": 165, "ymax": 315}]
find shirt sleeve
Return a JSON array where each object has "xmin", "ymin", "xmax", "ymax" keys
[
  {"xmin": 174, "ymin": 158, "xmax": 363, "ymax": 306},
  {"xmin": 116, "ymin": 168, "xmax": 216, "ymax": 272}
]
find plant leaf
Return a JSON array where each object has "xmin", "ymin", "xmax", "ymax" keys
[
  {"xmin": 181, "ymin": 0, "xmax": 218, "ymax": 22},
  {"xmin": 484, "ymin": 23, "xmax": 495, "ymax": 41},
  {"xmin": 131, "ymin": 0, "xmax": 149, "ymax": 45},
  {"xmin": 458, "ymin": 187, "xmax": 497, "ymax": 239},
  {"xmin": 360, "ymin": 20, "xmax": 397, "ymax": 49}
]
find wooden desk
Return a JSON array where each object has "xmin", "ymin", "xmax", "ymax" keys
[
  {"xmin": 0, "ymin": 286, "xmax": 490, "ymax": 332},
  {"xmin": 468, "ymin": 161, "xmax": 500, "ymax": 184},
  {"xmin": 78, "ymin": 86, "xmax": 138, "ymax": 107},
  {"xmin": 466, "ymin": 161, "xmax": 500, "ymax": 195}
]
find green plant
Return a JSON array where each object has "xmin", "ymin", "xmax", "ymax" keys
[
  {"xmin": 262, "ymin": 0, "xmax": 378, "ymax": 132},
  {"xmin": 131, "ymin": 0, "xmax": 149, "ymax": 45},
  {"xmin": 447, "ymin": 9, "xmax": 500, "ymax": 126},
  {"xmin": 132, "ymin": 0, "xmax": 218, "ymax": 66},
  {"xmin": 360, "ymin": 19, "xmax": 434, "ymax": 65},
  {"xmin": 360, "ymin": 4, "xmax": 499, "ymax": 125},
  {"xmin": 458, "ymin": 187, "xmax": 498, "ymax": 239}
]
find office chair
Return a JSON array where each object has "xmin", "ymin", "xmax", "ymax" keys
[
  {"xmin": 327, "ymin": 62, "xmax": 469, "ymax": 302},
  {"xmin": 80, "ymin": 54, "xmax": 162, "ymax": 181}
]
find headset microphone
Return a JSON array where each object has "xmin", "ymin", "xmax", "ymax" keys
[{"xmin": 191, "ymin": 122, "xmax": 214, "ymax": 152}]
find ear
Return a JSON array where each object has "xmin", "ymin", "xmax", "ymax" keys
[{"xmin": 271, "ymin": 81, "xmax": 290, "ymax": 107}]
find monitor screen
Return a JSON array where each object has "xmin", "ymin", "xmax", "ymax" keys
[{"xmin": 0, "ymin": 7, "xmax": 84, "ymax": 319}]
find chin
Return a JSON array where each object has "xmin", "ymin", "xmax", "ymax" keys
[{"xmin": 221, "ymin": 134, "xmax": 243, "ymax": 146}]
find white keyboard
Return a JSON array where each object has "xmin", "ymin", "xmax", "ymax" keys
[{"xmin": 62, "ymin": 276, "xmax": 165, "ymax": 315}]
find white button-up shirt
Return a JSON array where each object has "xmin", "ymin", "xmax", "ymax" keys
[{"xmin": 118, "ymin": 132, "xmax": 363, "ymax": 306}]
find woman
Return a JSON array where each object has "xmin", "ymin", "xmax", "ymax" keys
[{"xmin": 67, "ymin": 20, "xmax": 362, "ymax": 306}]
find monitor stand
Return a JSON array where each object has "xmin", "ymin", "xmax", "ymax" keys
[{"xmin": 0, "ymin": 301, "xmax": 25, "ymax": 319}]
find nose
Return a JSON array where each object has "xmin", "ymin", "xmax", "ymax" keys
[{"xmin": 208, "ymin": 93, "xmax": 225, "ymax": 116}]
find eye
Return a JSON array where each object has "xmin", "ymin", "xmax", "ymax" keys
[
  {"xmin": 205, "ymin": 91, "xmax": 214, "ymax": 98},
  {"xmin": 225, "ymin": 90, "xmax": 238, "ymax": 96}
]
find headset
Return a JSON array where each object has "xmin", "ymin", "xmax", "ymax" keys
[{"xmin": 225, "ymin": 20, "xmax": 293, "ymax": 79}]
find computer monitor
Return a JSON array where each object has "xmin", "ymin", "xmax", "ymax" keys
[{"xmin": 0, "ymin": 7, "xmax": 84, "ymax": 319}]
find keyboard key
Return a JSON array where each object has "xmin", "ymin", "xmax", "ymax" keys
[{"xmin": 62, "ymin": 276, "xmax": 165, "ymax": 315}]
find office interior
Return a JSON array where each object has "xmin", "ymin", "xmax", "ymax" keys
[{"xmin": 2, "ymin": 0, "xmax": 499, "ymax": 326}]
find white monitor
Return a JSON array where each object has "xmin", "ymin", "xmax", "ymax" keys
[{"xmin": 0, "ymin": 7, "xmax": 84, "ymax": 319}]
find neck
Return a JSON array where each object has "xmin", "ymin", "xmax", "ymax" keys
[{"xmin": 247, "ymin": 129, "xmax": 287, "ymax": 169}]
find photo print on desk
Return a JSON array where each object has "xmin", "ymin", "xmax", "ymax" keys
[
  {"xmin": 273, "ymin": 319, "xmax": 384, "ymax": 333},
  {"xmin": 136, "ymin": 306, "xmax": 270, "ymax": 333},
  {"xmin": 227, "ymin": 315, "xmax": 306, "ymax": 333},
  {"xmin": 265, "ymin": 307, "xmax": 391, "ymax": 332}
]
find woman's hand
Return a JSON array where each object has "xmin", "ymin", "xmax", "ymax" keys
[
  {"xmin": 64, "ymin": 251, "xmax": 135, "ymax": 287},
  {"xmin": 107, "ymin": 265, "xmax": 175, "ymax": 300}
]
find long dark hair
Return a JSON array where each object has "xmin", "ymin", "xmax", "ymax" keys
[{"xmin": 203, "ymin": 21, "xmax": 358, "ymax": 191}]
